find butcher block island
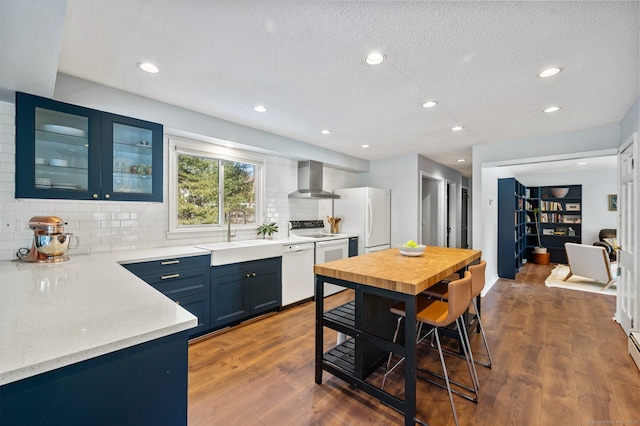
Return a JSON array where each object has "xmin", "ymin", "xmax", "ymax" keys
[
  {"xmin": 0, "ymin": 247, "xmax": 204, "ymax": 426},
  {"xmin": 314, "ymin": 246, "xmax": 482, "ymax": 426}
]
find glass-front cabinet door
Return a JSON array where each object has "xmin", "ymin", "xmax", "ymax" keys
[
  {"xmin": 102, "ymin": 113, "xmax": 163, "ymax": 202},
  {"xmin": 16, "ymin": 92, "xmax": 162, "ymax": 202}
]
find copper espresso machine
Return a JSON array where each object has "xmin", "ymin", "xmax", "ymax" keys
[{"xmin": 19, "ymin": 216, "xmax": 74, "ymax": 263}]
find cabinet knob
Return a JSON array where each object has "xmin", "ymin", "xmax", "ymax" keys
[
  {"xmin": 246, "ymin": 273, "xmax": 250, "ymax": 278},
  {"xmin": 104, "ymin": 193, "xmax": 110, "ymax": 199},
  {"xmin": 92, "ymin": 193, "xmax": 99, "ymax": 199},
  {"xmin": 252, "ymin": 272, "xmax": 256, "ymax": 277},
  {"xmin": 175, "ymin": 300, "xmax": 180, "ymax": 305}
]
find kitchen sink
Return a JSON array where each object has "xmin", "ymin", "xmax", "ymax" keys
[{"xmin": 195, "ymin": 239, "xmax": 284, "ymax": 266}]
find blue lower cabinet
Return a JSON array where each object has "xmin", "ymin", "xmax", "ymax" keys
[
  {"xmin": 349, "ymin": 236, "xmax": 358, "ymax": 257},
  {"xmin": 174, "ymin": 292, "xmax": 211, "ymax": 337},
  {"xmin": 0, "ymin": 331, "xmax": 189, "ymax": 426},
  {"xmin": 211, "ymin": 257, "xmax": 282, "ymax": 330},
  {"xmin": 122, "ymin": 255, "xmax": 210, "ymax": 339}
]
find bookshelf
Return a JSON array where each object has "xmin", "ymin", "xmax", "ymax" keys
[
  {"xmin": 525, "ymin": 185, "xmax": 582, "ymax": 264},
  {"xmin": 499, "ymin": 179, "xmax": 582, "ymax": 278},
  {"xmin": 497, "ymin": 178, "xmax": 527, "ymax": 279}
]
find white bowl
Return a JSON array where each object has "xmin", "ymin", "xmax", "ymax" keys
[
  {"xmin": 550, "ymin": 187, "xmax": 569, "ymax": 198},
  {"xmin": 398, "ymin": 244, "xmax": 426, "ymax": 257}
]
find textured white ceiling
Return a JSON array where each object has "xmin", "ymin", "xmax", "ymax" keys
[{"xmin": 21, "ymin": 1, "xmax": 640, "ymax": 176}]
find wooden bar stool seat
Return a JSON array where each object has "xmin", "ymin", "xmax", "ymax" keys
[
  {"xmin": 382, "ymin": 272, "xmax": 479, "ymax": 426},
  {"xmin": 420, "ymin": 261, "xmax": 493, "ymax": 369}
]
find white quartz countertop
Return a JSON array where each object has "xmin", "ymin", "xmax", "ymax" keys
[{"xmin": 0, "ymin": 245, "xmax": 209, "ymax": 386}]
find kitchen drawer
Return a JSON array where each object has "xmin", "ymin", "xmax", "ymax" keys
[
  {"xmin": 122, "ymin": 255, "xmax": 210, "ymax": 276},
  {"xmin": 142, "ymin": 267, "xmax": 210, "ymax": 299},
  {"xmin": 174, "ymin": 292, "xmax": 211, "ymax": 338},
  {"xmin": 211, "ymin": 256, "xmax": 281, "ymax": 278}
]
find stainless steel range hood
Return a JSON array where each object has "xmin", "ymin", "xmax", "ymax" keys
[{"xmin": 288, "ymin": 160, "xmax": 340, "ymax": 199}]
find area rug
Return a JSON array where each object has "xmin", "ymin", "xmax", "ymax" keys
[{"xmin": 544, "ymin": 264, "xmax": 617, "ymax": 295}]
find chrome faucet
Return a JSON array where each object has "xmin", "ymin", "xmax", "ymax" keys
[{"xmin": 227, "ymin": 209, "xmax": 246, "ymax": 242}]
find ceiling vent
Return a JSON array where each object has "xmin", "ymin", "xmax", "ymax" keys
[{"xmin": 288, "ymin": 160, "xmax": 340, "ymax": 199}]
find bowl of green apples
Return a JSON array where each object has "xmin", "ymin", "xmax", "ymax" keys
[{"xmin": 399, "ymin": 240, "xmax": 426, "ymax": 257}]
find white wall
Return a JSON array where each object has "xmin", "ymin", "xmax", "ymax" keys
[
  {"xmin": 620, "ymin": 99, "xmax": 639, "ymax": 142},
  {"xmin": 0, "ymin": 101, "xmax": 357, "ymax": 261},
  {"xmin": 53, "ymin": 74, "xmax": 368, "ymax": 173},
  {"xmin": 357, "ymin": 154, "xmax": 418, "ymax": 247},
  {"xmin": 418, "ymin": 155, "xmax": 464, "ymax": 248},
  {"xmin": 473, "ymin": 123, "xmax": 622, "ymax": 290},
  {"xmin": 356, "ymin": 153, "xmax": 464, "ymax": 249}
]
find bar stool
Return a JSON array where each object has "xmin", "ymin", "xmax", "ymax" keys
[
  {"xmin": 422, "ymin": 260, "xmax": 493, "ymax": 369},
  {"xmin": 380, "ymin": 296, "xmax": 433, "ymax": 389},
  {"xmin": 382, "ymin": 272, "xmax": 478, "ymax": 426},
  {"xmin": 416, "ymin": 271, "xmax": 477, "ymax": 426}
]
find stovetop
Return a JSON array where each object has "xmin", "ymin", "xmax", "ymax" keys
[{"xmin": 289, "ymin": 220, "xmax": 351, "ymax": 240}]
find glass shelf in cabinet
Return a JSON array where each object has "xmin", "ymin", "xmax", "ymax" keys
[
  {"xmin": 113, "ymin": 171, "xmax": 152, "ymax": 178},
  {"xmin": 113, "ymin": 141, "xmax": 153, "ymax": 155},
  {"xmin": 36, "ymin": 129, "xmax": 88, "ymax": 146},
  {"xmin": 36, "ymin": 164, "xmax": 88, "ymax": 173}
]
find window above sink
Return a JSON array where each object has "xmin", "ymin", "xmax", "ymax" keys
[{"xmin": 167, "ymin": 136, "xmax": 265, "ymax": 239}]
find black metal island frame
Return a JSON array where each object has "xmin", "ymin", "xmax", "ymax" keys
[{"xmin": 314, "ymin": 246, "xmax": 482, "ymax": 426}]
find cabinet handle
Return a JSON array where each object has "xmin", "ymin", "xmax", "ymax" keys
[
  {"xmin": 104, "ymin": 193, "xmax": 110, "ymax": 199},
  {"xmin": 252, "ymin": 272, "xmax": 256, "ymax": 277},
  {"xmin": 92, "ymin": 193, "xmax": 99, "ymax": 199},
  {"xmin": 175, "ymin": 300, "xmax": 180, "ymax": 305},
  {"xmin": 246, "ymin": 273, "xmax": 251, "ymax": 278},
  {"xmin": 161, "ymin": 273, "xmax": 180, "ymax": 280},
  {"xmin": 160, "ymin": 260, "xmax": 180, "ymax": 266}
]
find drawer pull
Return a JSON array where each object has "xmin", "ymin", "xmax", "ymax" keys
[
  {"xmin": 160, "ymin": 260, "xmax": 180, "ymax": 266},
  {"xmin": 246, "ymin": 273, "xmax": 251, "ymax": 278},
  {"xmin": 175, "ymin": 300, "xmax": 180, "ymax": 305},
  {"xmin": 161, "ymin": 273, "xmax": 180, "ymax": 280},
  {"xmin": 252, "ymin": 272, "xmax": 256, "ymax": 277}
]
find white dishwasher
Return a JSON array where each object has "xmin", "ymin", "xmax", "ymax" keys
[{"xmin": 282, "ymin": 242, "xmax": 315, "ymax": 306}]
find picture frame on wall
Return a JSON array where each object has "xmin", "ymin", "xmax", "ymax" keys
[{"xmin": 608, "ymin": 194, "xmax": 617, "ymax": 211}]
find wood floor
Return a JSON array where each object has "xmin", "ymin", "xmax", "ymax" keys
[{"xmin": 187, "ymin": 263, "xmax": 640, "ymax": 425}]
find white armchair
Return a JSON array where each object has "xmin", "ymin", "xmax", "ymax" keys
[{"xmin": 564, "ymin": 243, "xmax": 617, "ymax": 291}]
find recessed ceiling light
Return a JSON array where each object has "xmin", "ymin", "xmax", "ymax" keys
[
  {"xmin": 137, "ymin": 62, "xmax": 159, "ymax": 73},
  {"xmin": 544, "ymin": 106, "xmax": 561, "ymax": 113},
  {"xmin": 538, "ymin": 67, "xmax": 563, "ymax": 78},
  {"xmin": 321, "ymin": 129, "xmax": 331, "ymax": 135},
  {"xmin": 456, "ymin": 159, "xmax": 467, "ymax": 162},
  {"xmin": 361, "ymin": 144, "xmax": 370, "ymax": 148},
  {"xmin": 422, "ymin": 101, "xmax": 438, "ymax": 108},
  {"xmin": 451, "ymin": 126, "xmax": 464, "ymax": 132},
  {"xmin": 365, "ymin": 52, "xmax": 385, "ymax": 65},
  {"xmin": 577, "ymin": 162, "xmax": 587, "ymax": 166},
  {"xmin": 254, "ymin": 105, "xmax": 267, "ymax": 112}
]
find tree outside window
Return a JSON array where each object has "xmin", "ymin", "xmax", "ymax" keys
[{"xmin": 177, "ymin": 154, "xmax": 257, "ymax": 227}]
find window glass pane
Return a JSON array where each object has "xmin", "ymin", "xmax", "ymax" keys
[
  {"xmin": 177, "ymin": 154, "xmax": 219, "ymax": 226},
  {"xmin": 223, "ymin": 160, "xmax": 256, "ymax": 224}
]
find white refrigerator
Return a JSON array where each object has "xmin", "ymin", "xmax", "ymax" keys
[{"xmin": 333, "ymin": 187, "xmax": 391, "ymax": 254}]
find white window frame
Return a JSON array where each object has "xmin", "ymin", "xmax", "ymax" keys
[{"xmin": 167, "ymin": 136, "xmax": 265, "ymax": 239}]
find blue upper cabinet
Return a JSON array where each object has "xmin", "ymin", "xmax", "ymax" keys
[{"xmin": 15, "ymin": 92, "xmax": 163, "ymax": 202}]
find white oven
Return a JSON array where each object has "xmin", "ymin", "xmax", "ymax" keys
[{"xmin": 315, "ymin": 238, "xmax": 349, "ymax": 296}]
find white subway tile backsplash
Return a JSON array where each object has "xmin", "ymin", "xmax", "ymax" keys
[
  {"xmin": 0, "ymin": 105, "xmax": 360, "ymax": 260},
  {"xmin": 0, "ymin": 102, "xmax": 15, "ymax": 114},
  {"xmin": 91, "ymin": 228, "xmax": 112, "ymax": 237}
]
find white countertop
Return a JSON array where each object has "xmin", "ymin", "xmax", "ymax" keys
[{"xmin": 0, "ymin": 245, "xmax": 208, "ymax": 386}]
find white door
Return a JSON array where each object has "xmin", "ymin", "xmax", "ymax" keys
[
  {"xmin": 617, "ymin": 132, "xmax": 638, "ymax": 335},
  {"xmin": 366, "ymin": 188, "xmax": 390, "ymax": 248}
]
